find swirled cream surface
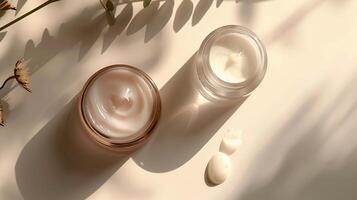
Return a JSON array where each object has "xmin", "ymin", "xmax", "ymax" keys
[
  {"xmin": 209, "ymin": 33, "xmax": 259, "ymax": 84},
  {"xmin": 83, "ymin": 67, "xmax": 155, "ymax": 143}
]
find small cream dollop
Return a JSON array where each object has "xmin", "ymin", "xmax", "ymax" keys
[
  {"xmin": 219, "ymin": 129, "xmax": 242, "ymax": 155},
  {"xmin": 207, "ymin": 152, "xmax": 231, "ymax": 185}
]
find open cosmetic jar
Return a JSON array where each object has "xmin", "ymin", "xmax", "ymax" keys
[
  {"xmin": 78, "ymin": 65, "xmax": 161, "ymax": 152},
  {"xmin": 196, "ymin": 25, "xmax": 267, "ymax": 102}
]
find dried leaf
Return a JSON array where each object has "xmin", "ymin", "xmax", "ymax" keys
[
  {"xmin": 106, "ymin": 0, "xmax": 114, "ymax": 11},
  {"xmin": 14, "ymin": 59, "xmax": 31, "ymax": 93},
  {"xmin": 143, "ymin": 0, "xmax": 152, "ymax": 8},
  {"xmin": 0, "ymin": 0, "xmax": 16, "ymax": 11}
]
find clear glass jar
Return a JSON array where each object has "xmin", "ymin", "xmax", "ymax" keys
[
  {"xmin": 196, "ymin": 25, "xmax": 267, "ymax": 102},
  {"xmin": 78, "ymin": 65, "xmax": 161, "ymax": 152}
]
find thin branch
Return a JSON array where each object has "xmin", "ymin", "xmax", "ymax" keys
[{"xmin": 0, "ymin": 0, "xmax": 61, "ymax": 32}]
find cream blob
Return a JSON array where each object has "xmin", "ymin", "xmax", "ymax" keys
[
  {"xmin": 209, "ymin": 33, "xmax": 259, "ymax": 84},
  {"xmin": 83, "ymin": 67, "xmax": 155, "ymax": 143},
  {"xmin": 220, "ymin": 128, "xmax": 242, "ymax": 155},
  {"xmin": 207, "ymin": 152, "xmax": 231, "ymax": 185}
]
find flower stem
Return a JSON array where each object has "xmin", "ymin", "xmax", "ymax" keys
[{"xmin": 0, "ymin": 75, "xmax": 16, "ymax": 90}]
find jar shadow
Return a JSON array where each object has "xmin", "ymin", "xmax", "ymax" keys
[
  {"xmin": 132, "ymin": 54, "xmax": 246, "ymax": 173},
  {"xmin": 15, "ymin": 97, "xmax": 129, "ymax": 200}
]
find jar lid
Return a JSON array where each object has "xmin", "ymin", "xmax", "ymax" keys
[{"xmin": 80, "ymin": 65, "xmax": 161, "ymax": 151}]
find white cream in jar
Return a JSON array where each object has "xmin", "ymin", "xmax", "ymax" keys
[
  {"xmin": 81, "ymin": 65, "xmax": 161, "ymax": 150},
  {"xmin": 209, "ymin": 33, "xmax": 259, "ymax": 84},
  {"xmin": 196, "ymin": 25, "xmax": 267, "ymax": 101}
]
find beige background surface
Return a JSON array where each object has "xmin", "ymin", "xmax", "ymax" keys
[{"xmin": 1, "ymin": 0, "xmax": 357, "ymax": 199}]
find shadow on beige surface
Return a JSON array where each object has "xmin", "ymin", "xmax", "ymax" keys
[
  {"xmin": 0, "ymin": 31, "xmax": 6, "ymax": 41},
  {"xmin": 0, "ymin": 1, "xmax": 164, "ymax": 106},
  {"xmin": 192, "ymin": 0, "xmax": 214, "ymax": 26},
  {"xmin": 264, "ymin": 0, "xmax": 326, "ymax": 45},
  {"xmin": 0, "ymin": 3, "xmax": 104, "ymax": 99},
  {"xmin": 102, "ymin": 2, "xmax": 134, "ymax": 52},
  {"xmin": 0, "ymin": 10, "xmax": 5, "ymax": 18},
  {"xmin": 15, "ymin": 97, "xmax": 129, "ymax": 200},
  {"xmin": 0, "ymin": 0, "xmax": 233, "ymax": 80},
  {"xmin": 126, "ymin": 0, "xmax": 233, "ymax": 40},
  {"xmin": 237, "ymin": 75, "xmax": 357, "ymax": 200},
  {"xmin": 15, "ymin": 0, "xmax": 27, "ymax": 14},
  {"xmin": 173, "ymin": 0, "xmax": 193, "ymax": 32},
  {"xmin": 263, "ymin": 0, "xmax": 350, "ymax": 46},
  {"xmin": 23, "ymin": 3, "xmax": 106, "ymax": 65},
  {"xmin": 0, "ymin": 0, "xmax": 61, "ymax": 32},
  {"xmin": 132, "ymin": 55, "xmax": 245, "ymax": 173},
  {"xmin": 13, "ymin": 54, "xmax": 246, "ymax": 198},
  {"xmin": 0, "ymin": 0, "xmax": 236, "ymax": 131},
  {"xmin": 143, "ymin": 0, "xmax": 174, "ymax": 42},
  {"xmin": 237, "ymin": 0, "xmax": 272, "ymax": 25},
  {"xmin": 174, "ymin": 0, "xmax": 240, "ymax": 32}
]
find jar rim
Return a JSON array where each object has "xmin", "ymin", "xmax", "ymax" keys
[{"xmin": 79, "ymin": 64, "xmax": 161, "ymax": 151}]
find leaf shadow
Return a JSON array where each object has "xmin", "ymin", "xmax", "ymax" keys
[
  {"xmin": 15, "ymin": 0, "xmax": 28, "ymax": 15},
  {"xmin": 0, "ymin": 10, "xmax": 5, "ymax": 18},
  {"xmin": 238, "ymin": 75, "xmax": 357, "ymax": 200},
  {"xmin": 237, "ymin": 0, "xmax": 273, "ymax": 25},
  {"xmin": 126, "ymin": 1, "xmax": 159, "ymax": 35},
  {"xmin": 144, "ymin": 0, "xmax": 174, "ymax": 43},
  {"xmin": 102, "ymin": 2, "xmax": 133, "ymax": 53},
  {"xmin": 132, "ymin": 54, "xmax": 246, "ymax": 173},
  {"xmin": 15, "ymin": 96, "xmax": 130, "ymax": 200},
  {"xmin": 216, "ymin": 0, "xmax": 224, "ymax": 7},
  {"xmin": 23, "ymin": 4, "xmax": 105, "ymax": 74},
  {"xmin": 0, "ymin": 31, "xmax": 6, "ymax": 42},
  {"xmin": 192, "ymin": 0, "xmax": 213, "ymax": 26},
  {"xmin": 264, "ymin": 0, "xmax": 326, "ymax": 45},
  {"xmin": 173, "ymin": 0, "xmax": 193, "ymax": 32},
  {"xmin": 0, "ymin": 4, "xmax": 106, "ymax": 101}
]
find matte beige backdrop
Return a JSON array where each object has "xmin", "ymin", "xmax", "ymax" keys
[{"xmin": 1, "ymin": 0, "xmax": 357, "ymax": 199}]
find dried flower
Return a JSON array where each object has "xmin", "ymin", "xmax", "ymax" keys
[
  {"xmin": 14, "ymin": 59, "xmax": 31, "ymax": 92},
  {"xmin": 0, "ymin": 0, "xmax": 16, "ymax": 11},
  {"xmin": 0, "ymin": 102, "xmax": 4, "ymax": 126},
  {"xmin": 0, "ymin": 59, "xmax": 31, "ymax": 93}
]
